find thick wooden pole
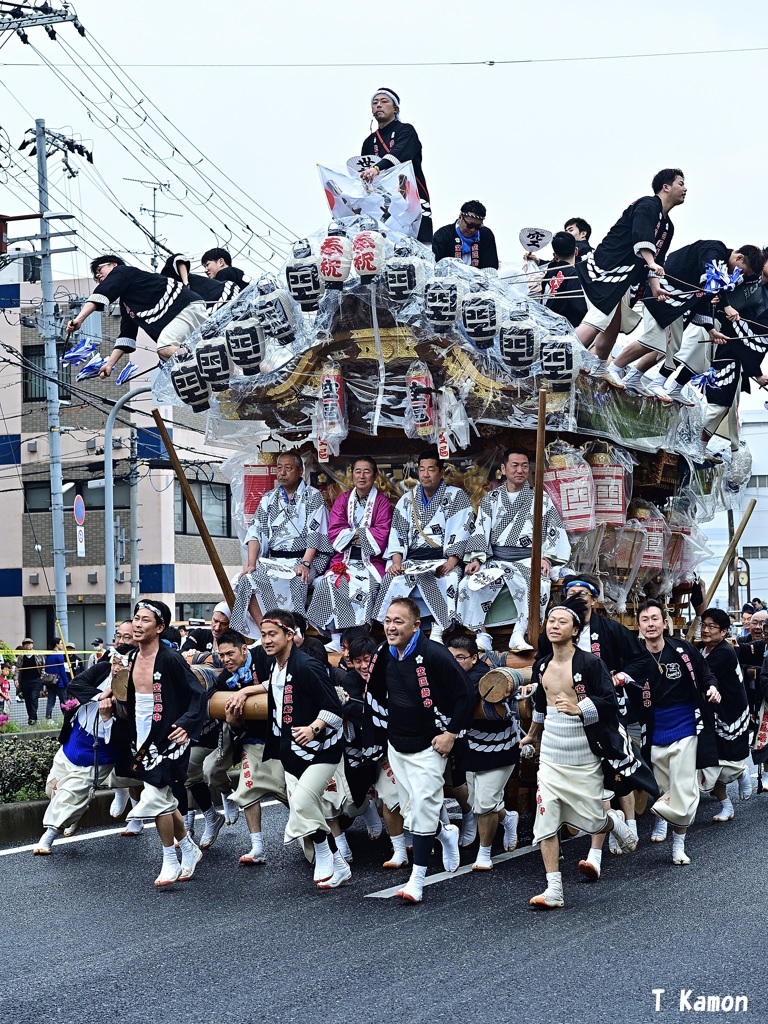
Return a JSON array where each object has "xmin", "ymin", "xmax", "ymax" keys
[
  {"xmin": 686, "ymin": 498, "xmax": 756, "ymax": 641},
  {"xmin": 527, "ymin": 387, "xmax": 548, "ymax": 648},
  {"xmin": 151, "ymin": 409, "xmax": 237, "ymax": 611}
]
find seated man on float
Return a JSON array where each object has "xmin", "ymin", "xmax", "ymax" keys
[
  {"xmin": 230, "ymin": 451, "xmax": 332, "ymax": 637},
  {"xmin": 457, "ymin": 447, "xmax": 570, "ymax": 652},
  {"xmin": 307, "ymin": 456, "xmax": 393, "ymax": 653},
  {"xmin": 372, "ymin": 449, "xmax": 474, "ymax": 644}
]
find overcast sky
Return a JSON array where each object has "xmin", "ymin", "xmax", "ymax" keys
[{"xmin": 2, "ymin": 0, "xmax": 767, "ymax": 280}]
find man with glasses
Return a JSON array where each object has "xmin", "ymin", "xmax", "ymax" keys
[
  {"xmin": 432, "ymin": 201, "xmax": 500, "ymax": 271},
  {"xmin": 458, "ymin": 447, "xmax": 569, "ymax": 652},
  {"xmin": 698, "ymin": 608, "xmax": 752, "ymax": 820},
  {"xmin": 65, "ymin": 254, "xmax": 207, "ymax": 379},
  {"xmin": 737, "ymin": 608, "xmax": 766, "ymax": 719}
]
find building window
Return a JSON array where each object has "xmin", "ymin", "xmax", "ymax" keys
[
  {"xmin": 22, "ymin": 345, "xmax": 72, "ymax": 402},
  {"xmin": 174, "ymin": 480, "xmax": 232, "ymax": 537},
  {"xmin": 83, "ymin": 482, "xmax": 130, "ymax": 510},
  {"xmin": 24, "ymin": 482, "xmax": 51, "ymax": 510},
  {"xmin": 743, "ymin": 546, "xmax": 768, "ymax": 559}
]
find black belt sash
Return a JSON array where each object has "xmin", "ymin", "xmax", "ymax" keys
[
  {"xmin": 406, "ymin": 548, "xmax": 444, "ymax": 561},
  {"xmin": 491, "ymin": 545, "xmax": 530, "ymax": 561}
]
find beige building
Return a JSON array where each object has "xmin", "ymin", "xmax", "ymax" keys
[{"xmin": 0, "ymin": 261, "xmax": 243, "ymax": 650}]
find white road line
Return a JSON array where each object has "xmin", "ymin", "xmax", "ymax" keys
[
  {"xmin": 364, "ymin": 835, "xmax": 585, "ymax": 901},
  {"xmin": 0, "ymin": 800, "xmax": 281, "ymax": 857},
  {"xmin": 364, "ymin": 842, "xmax": 541, "ymax": 898}
]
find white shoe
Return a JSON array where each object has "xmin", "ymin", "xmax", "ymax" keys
[
  {"xmin": 397, "ymin": 869, "xmax": 426, "ymax": 903},
  {"xmin": 459, "ymin": 811, "xmax": 477, "ymax": 848},
  {"xmin": 63, "ymin": 819, "xmax": 81, "ymax": 838},
  {"xmin": 530, "ymin": 872, "xmax": 564, "ymax": 909},
  {"xmin": 109, "ymin": 788, "xmax": 130, "ymax": 819},
  {"xmin": 590, "ymin": 360, "xmax": 626, "ymax": 389},
  {"xmin": 508, "ymin": 630, "xmax": 533, "ymax": 652},
  {"xmin": 738, "ymin": 771, "xmax": 753, "ymax": 801},
  {"xmin": 199, "ymin": 811, "xmax": 225, "ymax": 849},
  {"xmin": 647, "ymin": 381, "xmax": 674, "ymax": 404},
  {"xmin": 33, "ymin": 827, "xmax": 59, "ymax": 855},
  {"xmin": 317, "ymin": 851, "xmax": 352, "ymax": 889},
  {"xmin": 712, "ymin": 798, "xmax": 734, "ymax": 823},
  {"xmin": 120, "ymin": 818, "xmax": 144, "ymax": 837},
  {"xmin": 438, "ymin": 823, "xmax": 461, "ymax": 872},
  {"xmin": 179, "ymin": 841, "xmax": 203, "ymax": 881},
  {"xmin": 665, "ymin": 382, "xmax": 695, "ymax": 406},
  {"xmin": 239, "ymin": 839, "xmax": 266, "ymax": 865},
  {"xmin": 361, "ymin": 799, "xmax": 384, "ymax": 840},
  {"xmin": 650, "ymin": 817, "xmax": 668, "ymax": 842},
  {"xmin": 608, "ymin": 830, "xmax": 623, "ymax": 855},
  {"xmin": 608, "ymin": 809, "xmax": 638, "ymax": 853},
  {"xmin": 154, "ymin": 857, "xmax": 182, "ymax": 887},
  {"xmin": 324, "ymin": 636, "xmax": 342, "ymax": 653},
  {"xmin": 476, "ymin": 631, "xmax": 494, "ymax": 652},
  {"xmin": 472, "ymin": 847, "xmax": 493, "ymax": 871},
  {"xmin": 221, "ymin": 792, "xmax": 240, "ymax": 827},
  {"xmin": 577, "ymin": 857, "xmax": 600, "ymax": 881},
  {"xmin": 313, "ymin": 841, "xmax": 335, "ymax": 883},
  {"xmin": 430, "ymin": 628, "xmax": 444, "ymax": 645},
  {"xmin": 502, "ymin": 810, "xmax": 519, "ymax": 852},
  {"xmin": 622, "ymin": 370, "xmax": 653, "ymax": 397},
  {"xmin": 671, "ymin": 839, "xmax": 691, "ymax": 866}
]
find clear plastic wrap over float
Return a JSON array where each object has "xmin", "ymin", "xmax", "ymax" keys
[
  {"xmin": 663, "ymin": 496, "xmax": 714, "ymax": 587},
  {"xmin": 597, "ymin": 520, "xmax": 648, "ymax": 614},
  {"xmin": 153, "ymin": 216, "xmax": 588, "ymax": 447},
  {"xmin": 542, "ymin": 440, "xmax": 595, "ymax": 535},
  {"xmin": 628, "ymin": 499, "xmax": 672, "ymax": 598}
]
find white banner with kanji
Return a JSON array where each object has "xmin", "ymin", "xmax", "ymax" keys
[{"xmin": 318, "ymin": 158, "xmax": 422, "ymax": 238}]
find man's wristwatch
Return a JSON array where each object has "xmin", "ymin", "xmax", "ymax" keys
[
  {"xmin": 300, "ymin": 560, "xmax": 311, "ymax": 568},
  {"xmin": 311, "ymin": 723, "xmax": 322, "ymax": 737}
]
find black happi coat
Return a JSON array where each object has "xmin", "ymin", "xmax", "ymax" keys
[
  {"xmin": 704, "ymin": 640, "xmax": 750, "ymax": 761},
  {"xmin": 701, "ymin": 297, "xmax": 768, "ymax": 410},
  {"xmin": 116, "ymin": 645, "xmax": 208, "ymax": 787},
  {"xmin": 262, "ymin": 645, "xmax": 344, "ymax": 779},
  {"xmin": 540, "ymin": 260, "xmax": 587, "ymax": 328},
  {"xmin": 361, "ymin": 120, "xmax": 432, "ymax": 243},
  {"xmin": 88, "ymin": 264, "xmax": 203, "ymax": 351},
  {"xmin": 432, "ymin": 223, "xmax": 499, "ymax": 270},
  {"xmin": 341, "ymin": 666, "xmax": 377, "ymax": 807},
  {"xmin": 460, "ymin": 661, "xmax": 520, "ymax": 774},
  {"xmin": 532, "ymin": 648, "xmax": 659, "ymax": 798},
  {"xmin": 623, "ymin": 638, "xmax": 719, "ymax": 770},
  {"xmin": 366, "ymin": 632, "xmax": 474, "ymax": 750},
  {"xmin": 645, "ymin": 239, "xmax": 732, "ymax": 328},
  {"xmin": 576, "ymin": 195, "xmax": 674, "ymax": 314}
]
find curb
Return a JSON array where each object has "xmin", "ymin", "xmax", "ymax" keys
[{"xmin": 1, "ymin": 791, "xmax": 116, "ymax": 845}]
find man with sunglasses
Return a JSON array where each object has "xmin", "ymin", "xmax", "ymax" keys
[{"xmin": 432, "ymin": 201, "xmax": 499, "ymax": 271}]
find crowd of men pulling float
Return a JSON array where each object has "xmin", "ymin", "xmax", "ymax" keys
[
  {"xmin": 34, "ymin": 88, "xmax": 768, "ymax": 907},
  {"xmin": 32, "ymin": 446, "xmax": 761, "ymax": 909}
]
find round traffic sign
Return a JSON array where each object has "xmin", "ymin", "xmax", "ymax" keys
[{"xmin": 73, "ymin": 494, "xmax": 86, "ymax": 526}]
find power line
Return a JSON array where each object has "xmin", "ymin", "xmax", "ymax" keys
[{"xmin": 3, "ymin": 43, "xmax": 768, "ymax": 68}]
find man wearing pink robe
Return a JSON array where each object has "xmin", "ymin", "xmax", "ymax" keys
[{"xmin": 307, "ymin": 457, "xmax": 393, "ymax": 650}]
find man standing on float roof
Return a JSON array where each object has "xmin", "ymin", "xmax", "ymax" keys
[{"xmin": 360, "ymin": 88, "xmax": 433, "ymax": 245}]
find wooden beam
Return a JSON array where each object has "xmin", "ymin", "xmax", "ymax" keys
[
  {"xmin": 151, "ymin": 409, "xmax": 237, "ymax": 611},
  {"xmin": 686, "ymin": 498, "xmax": 756, "ymax": 641}
]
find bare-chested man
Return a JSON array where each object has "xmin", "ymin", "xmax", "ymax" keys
[
  {"xmin": 100, "ymin": 599, "xmax": 208, "ymax": 887},
  {"xmin": 522, "ymin": 598, "xmax": 640, "ymax": 909}
]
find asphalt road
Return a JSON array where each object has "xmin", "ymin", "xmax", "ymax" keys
[{"xmin": 3, "ymin": 775, "xmax": 765, "ymax": 1024}]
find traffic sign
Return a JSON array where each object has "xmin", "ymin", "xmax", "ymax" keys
[
  {"xmin": 76, "ymin": 525, "xmax": 85, "ymax": 558},
  {"xmin": 73, "ymin": 494, "xmax": 86, "ymax": 526}
]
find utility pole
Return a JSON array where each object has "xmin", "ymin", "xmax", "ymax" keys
[
  {"xmin": 124, "ymin": 178, "xmax": 178, "ymax": 270},
  {"xmin": 35, "ymin": 118, "xmax": 69, "ymax": 641}
]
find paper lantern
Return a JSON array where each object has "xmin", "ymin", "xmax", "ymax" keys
[
  {"xmin": 543, "ymin": 450, "xmax": 596, "ymax": 534},
  {"xmin": 285, "ymin": 238, "xmax": 324, "ymax": 311},
  {"xmin": 539, "ymin": 335, "xmax": 580, "ymax": 392},
  {"xmin": 352, "ymin": 230, "xmax": 386, "ymax": 278},
  {"xmin": 254, "ymin": 275, "xmax": 296, "ymax": 345},
  {"xmin": 586, "ymin": 450, "xmax": 627, "ymax": 525},
  {"xmin": 383, "ymin": 255, "xmax": 427, "ymax": 303},
  {"xmin": 461, "ymin": 290, "xmax": 500, "ymax": 350},
  {"xmin": 243, "ymin": 459, "xmax": 279, "ymax": 523},
  {"xmin": 195, "ymin": 336, "xmax": 233, "ymax": 392},
  {"xmin": 319, "ymin": 226, "xmax": 353, "ymax": 290},
  {"xmin": 225, "ymin": 316, "xmax": 264, "ymax": 375},
  {"xmin": 171, "ymin": 358, "xmax": 211, "ymax": 413},
  {"xmin": 424, "ymin": 276, "xmax": 465, "ymax": 331},
  {"xmin": 499, "ymin": 316, "xmax": 540, "ymax": 376}
]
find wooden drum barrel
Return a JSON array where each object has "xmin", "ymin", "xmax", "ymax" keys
[{"xmin": 208, "ymin": 691, "xmax": 269, "ymax": 720}]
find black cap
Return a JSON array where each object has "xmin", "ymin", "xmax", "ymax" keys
[{"xmin": 91, "ymin": 637, "xmax": 104, "ymax": 646}]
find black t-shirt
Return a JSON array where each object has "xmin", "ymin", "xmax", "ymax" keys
[
  {"xmin": 649, "ymin": 646, "xmax": 693, "ymax": 707},
  {"xmin": 385, "ymin": 656, "xmax": 436, "ymax": 750}
]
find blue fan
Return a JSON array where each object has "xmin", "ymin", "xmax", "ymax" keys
[
  {"xmin": 76, "ymin": 354, "xmax": 106, "ymax": 381},
  {"xmin": 116, "ymin": 362, "xmax": 141, "ymax": 385},
  {"xmin": 62, "ymin": 338, "xmax": 97, "ymax": 366},
  {"xmin": 704, "ymin": 260, "xmax": 743, "ymax": 295}
]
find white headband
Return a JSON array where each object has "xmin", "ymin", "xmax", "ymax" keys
[{"xmin": 550, "ymin": 605, "xmax": 582, "ymax": 627}]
